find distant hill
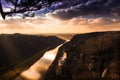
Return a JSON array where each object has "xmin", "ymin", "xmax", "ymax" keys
[
  {"xmin": 56, "ymin": 34, "xmax": 75, "ymax": 40},
  {"xmin": 45, "ymin": 31, "xmax": 120, "ymax": 80},
  {"xmin": 0, "ymin": 33, "xmax": 65, "ymax": 79},
  {"xmin": 37, "ymin": 33, "xmax": 75, "ymax": 40}
]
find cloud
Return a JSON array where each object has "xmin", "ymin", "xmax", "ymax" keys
[
  {"xmin": 48, "ymin": 0, "xmax": 120, "ymax": 20},
  {"xmin": 55, "ymin": 0, "xmax": 84, "ymax": 9},
  {"xmin": 60, "ymin": 16, "xmax": 120, "ymax": 33},
  {"xmin": 0, "ymin": 16, "xmax": 120, "ymax": 34},
  {"xmin": 111, "ymin": 6, "xmax": 120, "ymax": 17},
  {"xmin": 0, "ymin": 19, "xmax": 33, "ymax": 30},
  {"xmin": 88, "ymin": 17, "xmax": 120, "ymax": 25},
  {"xmin": 68, "ymin": 17, "xmax": 119, "ymax": 25}
]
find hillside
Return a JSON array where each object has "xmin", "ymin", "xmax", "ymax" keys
[
  {"xmin": 0, "ymin": 33, "xmax": 65, "ymax": 80},
  {"xmin": 45, "ymin": 31, "xmax": 120, "ymax": 80}
]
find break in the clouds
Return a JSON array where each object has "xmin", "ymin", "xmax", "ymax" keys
[{"xmin": 49, "ymin": 0, "xmax": 120, "ymax": 20}]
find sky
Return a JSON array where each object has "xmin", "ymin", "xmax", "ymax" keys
[{"xmin": 0, "ymin": 0, "xmax": 120, "ymax": 34}]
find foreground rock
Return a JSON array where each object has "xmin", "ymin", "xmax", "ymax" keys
[{"xmin": 45, "ymin": 31, "xmax": 120, "ymax": 80}]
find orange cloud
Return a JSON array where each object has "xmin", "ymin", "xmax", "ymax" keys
[{"xmin": 0, "ymin": 16, "xmax": 120, "ymax": 34}]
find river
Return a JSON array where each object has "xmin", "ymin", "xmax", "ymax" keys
[{"xmin": 15, "ymin": 41, "xmax": 67, "ymax": 80}]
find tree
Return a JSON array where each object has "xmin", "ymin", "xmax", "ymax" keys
[
  {"xmin": 0, "ymin": 0, "xmax": 5, "ymax": 19},
  {"xmin": 0, "ymin": 0, "xmax": 61, "ymax": 19}
]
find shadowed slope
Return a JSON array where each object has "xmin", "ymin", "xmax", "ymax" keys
[{"xmin": 0, "ymin": 33, "xmax": 65, "ymax": 79}]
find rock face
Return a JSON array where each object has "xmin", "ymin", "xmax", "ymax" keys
[
  {"xmin": 0, "ymin": 34, "xmax": 65, "ymax": 79},
  {"xmin": 45, "ymin": 31, "xmax": 120, "ymax": 80}
]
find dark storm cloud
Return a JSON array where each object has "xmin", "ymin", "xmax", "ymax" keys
[
  {"xmin": 55, "ymin": 0, "xmax": 85, "ymax": 9},
  {"xmin": 111, "ymin": 6, "xmax": 120, "ymax": 17},
  {"xmin": 50, "ymin": 0, "xmax": 120, "ymax": 19}
]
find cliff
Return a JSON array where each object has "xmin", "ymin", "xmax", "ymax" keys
[{"xmin": 45, "ymin": 31, "xmax": 120, "ymax": 80}]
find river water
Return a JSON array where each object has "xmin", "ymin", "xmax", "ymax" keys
[{"xmin": 15, "ymin": 42, "xmax": 65, "ymax": 80}]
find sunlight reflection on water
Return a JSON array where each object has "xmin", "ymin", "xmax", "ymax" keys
[{"xmin": 16, "ymin": 44, "xmax": 63, "ymax": 80}]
